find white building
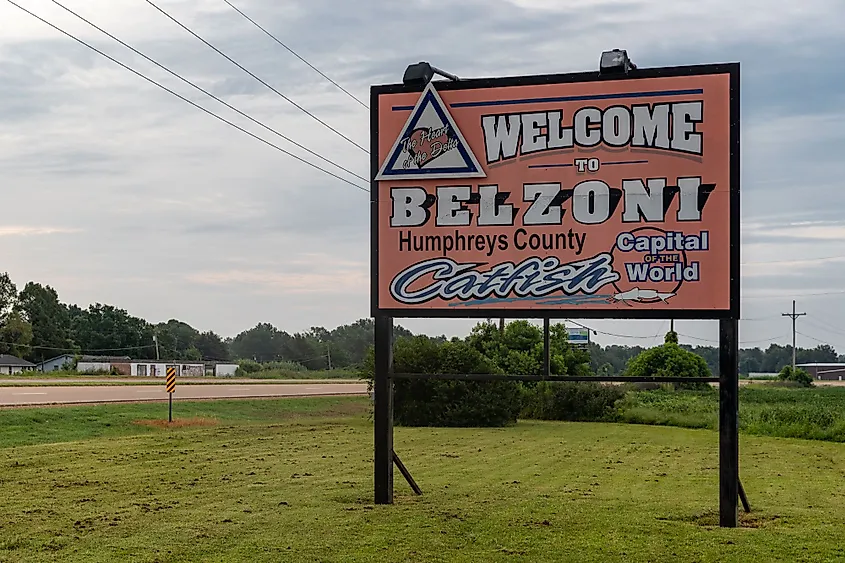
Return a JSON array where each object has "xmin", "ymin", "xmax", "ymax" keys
[
  {"xmin": 76, "ymin": 356, "xmax": 132, "ymax": 374},
  {"xmin": 129, "ymin": 361, "xmax": 205, "ymax": 377},
  {"xmin": 35, "ymin": 353, "xmax": 76, "ymax": 372},
  {"xmin": 71, "ymin": 357, "xmax": 237, "ymax": 377},
  {"xmin": 213, "ymin": 363, "xmax": 238, "ymax": 377},
  {"xmin": 0, "ymin": 354, "xmax": 35, "ymax": 375}
]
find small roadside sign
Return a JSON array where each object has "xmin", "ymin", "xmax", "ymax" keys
[
  {"xmin": 166, "ymin": 366, "xmax": 177, "ymax": 393},
  {"xmin": 166, "ymin": 365, "xmax": 177, "ymax": 422}
]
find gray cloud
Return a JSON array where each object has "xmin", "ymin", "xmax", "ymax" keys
[
  {"xmin": 1, "ymin": 0, "xmax": 845, "ymax": 350},
  {"xmin": 1, "ymin": 148, "xmax": 126, "ymax": 176}
]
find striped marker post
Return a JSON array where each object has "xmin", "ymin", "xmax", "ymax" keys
[{"xmin": 166, "ymin": 366, "xmax": 177, "ymax": 422}]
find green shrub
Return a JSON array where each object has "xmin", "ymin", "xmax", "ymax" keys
[
  {"xmin": 235, "ymin": 359, "xmax": 263, "ymax": 375},
  {"xmin": 233, "ymin": 359, "xmax": 316, "ymax": 377},
  {"xmin": 262, "ymin": 360, "xmax": 307, "ymax": 372},
  {"xmin": 617, "ymin": 387, "xmax": 718, "ymax": 429},
  {"xmin": 239, "ymin": 369, "xmax": 357, "ymax": 380},
  {"xmin": 777, "ymin": 365, "xmax": 813, "ymax": 387},
  {"xmin": 617, "ymin": 385, "xmax": 845, "ymax": 442},
  {"xmin": 625, "ymin": 332, "xmax": 711, "ymax": 390},
  {"xmin": 360, "ymin": 336, "xmax": 521, "ymax": 427},
  {"xmin": 522, "ymin": 381, "xmax": 627, "ymax": 422},
  {"xmin": 466, "ymin": 320, "xmax": 591, "ymax": 377}
]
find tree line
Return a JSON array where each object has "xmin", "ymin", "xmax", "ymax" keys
[
  {"xmin": 0, "ymin": 273, "xmax": 419, "ymax": 367},
  {"xmin": 588, "ymin": 341, "xmax": 840, "ymax": 376},
  {"xmin": 0, "ymin": 272, "xmax": 839, "ymax": 374}
]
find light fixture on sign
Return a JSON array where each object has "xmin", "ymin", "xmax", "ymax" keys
[
  {"xmin": 402, "ymin": 61, "xmax": 461, "ymax": 88},
  {"xmin": 599, "ymin": 49, "xmax": 637, "ymax": 75}
]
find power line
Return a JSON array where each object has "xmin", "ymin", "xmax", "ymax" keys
[
  {"xmin": 673, "ymin": 332, "xmax": 715, "ymax": 343},
  {"xmin": 799, "ymin": 306, "xmax": 845, "ymax": 331},
  {"xmin": 220, "ymin": 0, "xmax": 368, "ymax": 110},
  {"xmin": 796, "ymin": 330, "xmax": 835, "ymax": 348},
  {"xmin": 742, "ymin": 254, "xmax": 845, "ymax": 266},
  {"xmin": 653, "ymin": 320, "xmax": 668, "ymax": 346},
  {"xmin": 11, "ymin": 3, "xmax": 845, "ymax": 320},
  {"xmin": 281, "ymin": 353, "xmax": 329, "ymax": 364},
  {"xmin": 539, "ymin": 318, "xmax": 836, "ymax": 350},
  {"xmin": 741, "ymin": 334, "xmax": 792, "ymax": 345},
  {"xmin": 144, "ymin": 0, "xmax": 368, "ymax": 153},
  {"xmin": 573, "ymin": 321, "xmax": 767, "ymax": 345},
  {"xmin": 4, "ymin": 336, "xmax": 335, "ymax": 364},
  {"xmin": 744, "ymin": 289, "xmax": 845, "ymax": 300},
  {"xmin": 0, "ymin": 340, "xmax": 156, "ymax": 353},
  {"xmin": 803, "ymin": 318, "xmax": 845, "ymax": 338},
  {"xmin": 568, "ymin": 322, "xmax": 661, "ymax": 341},
  {"xmin": 5, "ymin": 0, "xmax": 368, "ymax": 193},
  {"xmin": 48, "ymin": 0, "xmax": 367, "ymax": 185},
  {"xmin": 673, "ymin": 332, "xmax": 790, "ymax": 346},
  {"xmin": 574, "ymin": 321, "xmax": 784, "ymax": 346}
]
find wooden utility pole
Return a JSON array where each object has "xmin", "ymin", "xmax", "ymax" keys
[{"xmin": 782, "ymin": 300, "xmax": 806, "ymax": 372}]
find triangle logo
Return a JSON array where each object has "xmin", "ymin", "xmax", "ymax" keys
[{"xmin": 375, "ymin": 82, "xmax": 486, "ymax": 181}]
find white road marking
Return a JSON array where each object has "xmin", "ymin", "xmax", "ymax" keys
[{"xmin": 12, "ymin": 392, "xmax": 47, "ymax": 395}]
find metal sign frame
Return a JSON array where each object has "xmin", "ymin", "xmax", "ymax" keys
[{"xmin": 370, "ymin": 62, "xmax": 741, "ymax": 527}]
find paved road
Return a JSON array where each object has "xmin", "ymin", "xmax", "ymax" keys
[
  {"xmin": 0, "ymin": 377, "xmax": 362, "ymax": 386},
  {"xmin": 0, "ymin": 383, "xmax": 368, "ymax": 406}
]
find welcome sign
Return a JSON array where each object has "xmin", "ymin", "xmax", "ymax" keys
[{"xmin": 371, "ymin": 64, "xmax": 739, "ymax": 319}]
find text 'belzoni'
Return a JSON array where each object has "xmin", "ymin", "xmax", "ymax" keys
[{"xmin": 390, "ymin": 177, "xmax": 716, "ymax": 228}]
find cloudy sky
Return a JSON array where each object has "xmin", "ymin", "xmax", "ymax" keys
[{"xmin": 2, "ymin": 0, "xmax": 845, "ymax": 351}]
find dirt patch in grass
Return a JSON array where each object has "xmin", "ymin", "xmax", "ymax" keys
[
  {"xmin": 738, "ymin": 513, "xmax": 783, "ymax": 528},
  {"xmin": 318, "ymin": 400, "xmax": 370, "ymax": 417},
  {"xmin": 133, "ymin": 417, "xmax": 219, "ymax": 429},
  {"xmin": 662, "ymin": 509, "xmax": 782, "ymax": 529}
]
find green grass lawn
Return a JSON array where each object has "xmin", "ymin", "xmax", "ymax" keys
[
  {"xmin": 621, "ymin": 385, "xmax": 845, "ymax": 442},
  {"xmin": 236, "ymin": 369, "xmax": 360, "ymax": 380},
  {"xmin": 2, "ymin": 397, "xmax": 845, "ymax": 562},
  {"xmin": 0, "ymin": 398, "xmax": 368, "ymax": 449}
]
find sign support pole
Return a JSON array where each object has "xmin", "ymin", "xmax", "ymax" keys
[
  {"xmin": 166, "ymin": 365, "xmax": 176, "ymax": 423},
  {"xmin": 719, "ymin": 317, "xmax": 739, "ymax": 527},
  {"xmin": 543, "ymin": 318, "xmax": 551, "ymax": 378},
  {"xmin": 374, "ymin": 315, "xmax": 394, "ymax": 504}
]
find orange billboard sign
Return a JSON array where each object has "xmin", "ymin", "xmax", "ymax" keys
[{"xmin": 371, "ymin": 64, "xmax": 739, "ymax": 319}]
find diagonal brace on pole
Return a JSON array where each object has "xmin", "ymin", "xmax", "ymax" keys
[
  {"xmin": 393, "ymin": 450, "xmax": 422, "ymax": 495},
  {"xmin": 738, "ymin": 479, "xmax": 750, "ymax": 512}
]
